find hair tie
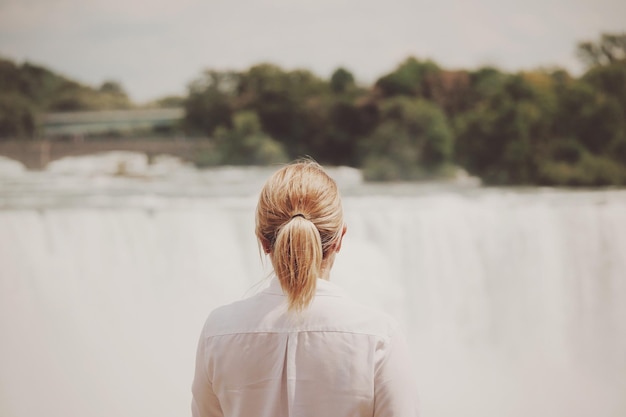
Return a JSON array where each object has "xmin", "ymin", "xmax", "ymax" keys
[{"xmin": 291, "ymin": 213, "xmax": 306, "ymax": 220}]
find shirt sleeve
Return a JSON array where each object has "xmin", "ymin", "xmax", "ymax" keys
[
  {"xmin": 191, "ymin": 334, "xmax": 223, "ymax": 417},
  {"xmin": 373, "ymin": 328, "xmax": 420, "ymax": 417}
]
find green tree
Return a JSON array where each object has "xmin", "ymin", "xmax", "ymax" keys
[
  {"xmin": 99, "ymin": 80, "xmax": 126, "ymax": 95},
  {"xmin": 375, "ymin": 57, "xmax": 441, "ymax": 98},
  {"xmin": 577, "ymin": 33, "xmax": 626, "ymax": 68},
  {"xmin": 463, "ymin": 67, "xmax": 510, "ymax": 109},
  {"xmin": 10, "ymin": 61, "xmax": 133, "ymax": 112},
  {"xmin": 212, "ymin": 111, "xmax": 288, "ymax": 165},
  {"xmin": 236, "ymin": 64, "xmax": 329, "ymax": 157},
  {"xmin": 0, "ymin": 59, "xmax": 23, "ymax": 95},
  {"xmin": 574, "ymin": 32, "xmax": 626, "ymax": 173},
  {"xmin": 184, "ymin": 70, "xmax": 237, "ymax": 136},
  {"xmin": 582, "ymin": 60, "xmax": 626, "ymax": 118},
  {"xmin": 329, "ymin": 99, "xmax": 377, "ymax": 163},
  {"xmin": 330, "ymin": 67, "xmax": 355, "ymax": 94},
  {"xmin": 553, "ymin": 78, "xmax": 623, "ymax": 154},
  {"xmin": 360, "ymin": 97, "xmax": 453, "ymax": 180},
  {"xmin": 423, "ymin": 70, "xmax": 471, "ymax": 117},
  {"xmin": 13, "ymin": 61, "xmax": 64, "ymax": 105},
  {"xmin": 0, "ymin": 93, "xmax": 36, "ymax": 139},
  {"xmin": 455, "ymin": 73, "xmax": 556, "ymax": 184},
  {"xmin": 150, "ymin": 95, "xmax": 185, "ymax": 108}
]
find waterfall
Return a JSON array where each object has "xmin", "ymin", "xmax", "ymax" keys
[
  {"xmin": 336, "ymin": 192, "xmax": 626, "ymax": 417},
  {"xmin": 1, "ymin": 154, "xmax": 625, "ymax": 417}
]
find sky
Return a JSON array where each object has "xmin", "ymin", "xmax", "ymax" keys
[{"xmin": 0, "ymin": 0, "xmax": 624, "ymax": 103}]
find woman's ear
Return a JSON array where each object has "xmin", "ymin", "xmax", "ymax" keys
[
  {"xmin": 260, "ymin": 237, "xmax": 271, "ymax": 254},
  {"xmin": 335, "ymin": 224, "xmax": 348, "ymax": 253}
]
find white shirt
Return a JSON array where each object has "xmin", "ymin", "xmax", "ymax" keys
[{"xmin": 192, "ymin": 278, "xmax": 419, "ymax": 417}]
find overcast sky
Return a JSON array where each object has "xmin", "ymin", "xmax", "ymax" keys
[{"xmin": 0, "ymin": 0, "xmax": 624, "ymax": 102}]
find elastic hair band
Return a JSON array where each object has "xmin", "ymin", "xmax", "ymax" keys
[{"xmin": 291, "ymin": 213, "xmax": 306, "ymax": 219}]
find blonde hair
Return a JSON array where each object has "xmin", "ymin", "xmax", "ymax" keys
[{"xmin": 256, "ymin": 160, "xmax": 344, "ymax": 311}]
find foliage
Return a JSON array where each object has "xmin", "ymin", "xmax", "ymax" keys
[
  {"xmin": 149, "ymin": 95, "xmax": 185, "ymax": 108},
  {"xmin": 375, "ymin": 57, "xmax": 441, "ymax": 97},
  {"xmin": 0, "ymin": 93, "xmax": 36, "ymax": 139},
  {"xmin": 537, "ymin": 152, "xmax": 625, "ymax": 186},
  {"xmin": 183, "ymin": 70, "xmax": 237, "ymax": 136},
  {"xmin": 582, "ymin": 60, "xmax": 626, "ymax": 119},
  {"xmin": 236, "ymin": 64, "xmax": 329, "ymax": 157},
  {"xmin": 455, "ymin": 73, "xmax": 556, "ymax": 183},
  {"xmin": 330, "ymin": 68, "xmax": 355, "ymax": 94},
  {"xmin": 0, "ymin": 57, "xmax": 133, "ymax": 139},
  {"xmin": 47, "ymin": 80, "xmax": 132, "ymax": 111},
  {"xmin": 424, "ymin": 70, "xmax": 472, "ymax": 116},
  {"xmin": 577, "ymin": 33, "xmax": 626, "ymax": 68},
  {"xmin": 210, "ymin": 111, "xmax": 288, "ymax": 166},
  {"xmin": 360, "ymin": 97, "xmax": 454, "ymax": 180},
  {"xmin": 179, "ymin": 33, "xmax": 626, "ymax": 185},
  {"xmin": 1, "ymin": 31, "xmax": 625, "ymax": 186},
  {"xmin": 322, "ymin": 98, "xmax": 378, "ymax": 165},
  {"xmin": 183, "ymin": 63, "xmax": 369, "ymax": 165},
  {"xmin": 557, "ymin": 80, "xmax": 622, "ymax": 153}
]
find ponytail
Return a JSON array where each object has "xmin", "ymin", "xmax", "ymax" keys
[{"xmin": 272, "ymin": 216, "xmax": 323, "ymax": 311}]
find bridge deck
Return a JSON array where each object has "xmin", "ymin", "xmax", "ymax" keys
[{"xmin": 41, "ymin": 108, "xmax": 184, "ymax": 136}]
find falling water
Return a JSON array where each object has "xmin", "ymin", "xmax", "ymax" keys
[{"xmin": 1, "ymin": 153, "xmax": 624, "ymax": 417}]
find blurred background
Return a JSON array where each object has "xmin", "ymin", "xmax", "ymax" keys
[{"xmin": 0, "ymin": 1, "xmax": 625, "ymax": 416}]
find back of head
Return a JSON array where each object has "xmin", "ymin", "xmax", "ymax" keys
[{"xmin": 256, "ymin": 160, "xmax": 344, "ymax": 311}]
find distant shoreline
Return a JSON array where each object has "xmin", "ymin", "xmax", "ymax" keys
[{"xmin": 0, "ymin": 138, "xmax": 212, "ymax": 170}]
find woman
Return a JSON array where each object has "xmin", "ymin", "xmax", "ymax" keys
[{"xmin": 192, "ymin": 160, "xmax": 418, "ymax": 417}]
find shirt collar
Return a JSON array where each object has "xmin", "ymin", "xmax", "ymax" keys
[{"xmin": 263, "ymin": 277, "xmax": 346, "ymax": 298}]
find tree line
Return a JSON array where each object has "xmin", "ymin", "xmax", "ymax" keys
[{"xmin": 1, "ymin": 32, "xmax": 625, "ymax": 186}]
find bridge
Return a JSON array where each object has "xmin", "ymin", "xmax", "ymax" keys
[
  {"xmin": 0, "ymin": 107, "xmax": 211, "ymax": 170},
  {"xmin": 40, "ymin": 107, "xmax": 184, "ymax": 137}
]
